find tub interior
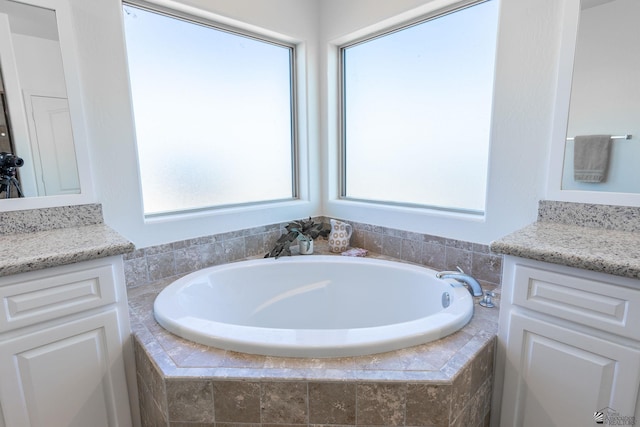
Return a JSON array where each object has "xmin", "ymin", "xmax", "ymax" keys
[
  {"xmin": 154, "ymin": 256, "xmax": 474, "ymax": 357},
  {"xmin": 175, "ymin": 261, "xmax": 451, "ymax": 329}
]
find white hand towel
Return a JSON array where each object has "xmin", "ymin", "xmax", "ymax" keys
[{"xmin": 573, "ymin": 135, "xmax": 612, "ymax": 183}]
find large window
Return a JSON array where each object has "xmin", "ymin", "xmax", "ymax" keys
[
  {"xmin": 340, "ymin": 0, "xmax": 498, "ymax": 214},
  {"xmin": 123, "ymin": 3, "xmax": 296, "ymax": 216}
]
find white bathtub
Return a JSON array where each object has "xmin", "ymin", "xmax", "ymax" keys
[{"xmin": 153, "ymin": 255, "xmax": 474, "ymax": 357}]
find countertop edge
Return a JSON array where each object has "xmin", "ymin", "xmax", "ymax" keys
[
  {"xmin": 490, "ymin": 222, "xmax": 640, "ymax": 280},
  {"xmin": 0, "ymin": 223, "xmax": 135, "ymax": 277}
]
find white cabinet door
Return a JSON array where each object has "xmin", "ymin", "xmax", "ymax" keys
[
  {"xmin": 0, "ymin": 309, "xmax": 132, "ymax": 427},
  {"xmin": 500, "ymin": 312, "xmax": 640, "ymax": 427}
]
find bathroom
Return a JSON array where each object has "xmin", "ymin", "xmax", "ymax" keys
[{"xmin": 0, "ymin": 0, "xmax": 639, "ymax": 426}]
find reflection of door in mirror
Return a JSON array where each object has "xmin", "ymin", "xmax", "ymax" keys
[
  {"xmin": 26, "ymin": 94, "xmax": 79, "ymax": 195},
  {"xmin": 562, "ymin": 0, "xmax": 640, "ymax": 193},
  {"xmin": 0, "ymin": 0, "xmax": 80, "ymax": 198}
]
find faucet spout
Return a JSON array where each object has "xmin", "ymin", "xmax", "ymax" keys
[{"xmin": 436, "ymin": 269, "xmax": 483, "ymax": 297}]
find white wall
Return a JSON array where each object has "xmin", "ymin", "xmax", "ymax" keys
[
  {"xmin": 12, "ymin": 35, "xmax": 65, "ymax": 95},
  {"xmin": 64, "ymin": 0, "xmax": 574, "ymax": 247}
]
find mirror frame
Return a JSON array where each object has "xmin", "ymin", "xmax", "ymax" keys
[
  {"xmin": 0, "ymin": 0, "xmax": 94, "ymax": 212},
  {"xmin": 547, "ymin": 0, "xmax": 640, "ymax": 206}
]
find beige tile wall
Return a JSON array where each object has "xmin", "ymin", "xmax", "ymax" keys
[
  {"xmin": 124, "ymin": 218, "xmax": 503, "ymax": 290},
  {"xmin": 133, "ymin": 336, "xmax": 495, "ymax": 427}
]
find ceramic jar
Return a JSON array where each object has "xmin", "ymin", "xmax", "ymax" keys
[{"xmin": 328, "ymin": 219, "xmax": 352, "ymax": 253}]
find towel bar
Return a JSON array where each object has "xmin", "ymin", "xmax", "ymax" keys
[{"xmin": 566, "ymin": 134, "xmax": 632, "ymax": 141}]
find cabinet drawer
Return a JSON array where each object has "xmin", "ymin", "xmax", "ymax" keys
[
  {"xmin": 0, "ymin": 262, "xmax": 117, "ymax": 332},
  {"xmin": 512, "ymin": 263, "xmax": 640, "ymax": 340}
]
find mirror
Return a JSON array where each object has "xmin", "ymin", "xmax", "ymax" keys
[
  {"xmin": 560, "ymin": 0, "xmax": 640, "ymax": 193},
  {"xmin": 0, "ymin": 0, "xmax": 80, "ymax": 200}
]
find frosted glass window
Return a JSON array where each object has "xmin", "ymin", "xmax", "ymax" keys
[
  {"xmin": 341, "ymin": 0, "xmax": 498, "ymax": 214},
  {"xmin": 123, "ymin": 4, "xmax": 295, "ymax": 216}
]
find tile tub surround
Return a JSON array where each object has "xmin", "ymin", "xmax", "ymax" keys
[
  {"xmin": 123, "ymin": 218, "xmax": 503, "ymax": 290},
  {"xmin": 129, "ymin": 273, "xmax": 497, "ymax": 427},
  {"xmin": 491, "ymin": 201, "xmax": 640, "ymax": 279}
]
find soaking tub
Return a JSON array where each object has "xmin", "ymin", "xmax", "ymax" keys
[{"xmin": 153, "ymin": 255, "xmax": 474, "ymax": 357}]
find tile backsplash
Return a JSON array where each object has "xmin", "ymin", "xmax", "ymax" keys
[{"xmin": 124, "ymin": 217, "xmax": 503, "ymax": 289}]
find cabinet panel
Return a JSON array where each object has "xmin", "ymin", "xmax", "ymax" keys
[
  {"xmin": 16, "ymin": 329, "xmax": 111, "ymax": 427},
  {"xmin": 502, "ymin": 312, "xmax": 640, "ymax": 427},
  {"xmin": 0, "ymin": 263, "xmax": 117, "ymax": 332},
  {"xmin": 0, "ymin": 309, "xmax": 132, "ymax": 427},
  {"xmin": 512, "ymin": 263, "xmax": 640, "ymax": 340}
]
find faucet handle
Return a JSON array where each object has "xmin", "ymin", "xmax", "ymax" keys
[
  {"xmin": 479, "ymin": 290, "xmax": 496, "ymax": 308},
  {"xmin": 455, "ymin": 266, "xmax": 465, "ymax": 274}
]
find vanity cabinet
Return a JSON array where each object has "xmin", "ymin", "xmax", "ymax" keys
[
  {"xmin": 495, "ymin": 256, "xmax": 640, "ymax": 426},
  {"xmin": 0, "ymin": 256, "xmax": 135, "ymax": 427}
]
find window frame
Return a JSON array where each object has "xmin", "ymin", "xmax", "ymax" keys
[
  {"xmin": 337, "ymin": 0, "xmax": 496, "ymax": 216},
  {"xmin": 123, "ymin": 0, "xmax": 300, "ymax": 218}
]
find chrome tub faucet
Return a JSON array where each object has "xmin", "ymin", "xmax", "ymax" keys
[{"xmin": 436, "ymin": 267, "xmax": 483, "ymax": 297}]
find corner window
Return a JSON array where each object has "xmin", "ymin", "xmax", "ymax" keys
[
  {"xmin": 122, "ymin": 3, "xmax": 296, "ymax": 216},
  {"xmin": 340, "ymin": 0, "xmax": 498, "ymax": 214}
]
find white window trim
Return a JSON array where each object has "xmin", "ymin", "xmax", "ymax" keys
[
  {"xmin": 326, "ymin": 0, "xmax": 493, "ymax": 221},
  {"xmin": 117, "ymin": 0, "xmax": 318, "ymax": 247},
  {"xmin": 124, "ymin": 0, "xmax": 302, "ymax": 217}
]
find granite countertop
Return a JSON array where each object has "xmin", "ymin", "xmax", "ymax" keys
[
  {"xmin": 490, "ymin": 221, "xmax": 640, "ymax": 279},
  {"xmin": 0, "ymin": 223, "xmax": 135, "ymax": 277}
]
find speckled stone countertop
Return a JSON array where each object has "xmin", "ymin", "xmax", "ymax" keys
[
  {"xmin": 0, "ymin": 204, "xmax": 134, "ymax": 277},
  {"xmin": 0, "ymin": 224, "xmax": 135, "ymax": 276},
  {"xmin": 490, "ymin": 201, "xmax": 640, "ymax": 279}
]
